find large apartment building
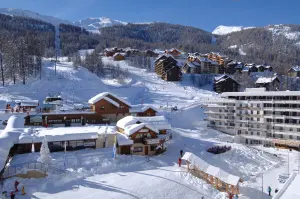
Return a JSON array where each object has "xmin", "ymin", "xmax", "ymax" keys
[{"xmin": 206, "ymin": 88, "xmax": 300, "ymax": 149}]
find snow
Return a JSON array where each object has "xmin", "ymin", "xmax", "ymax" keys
[
  {"xmin": 0, "ymin": 57, "xmax": 288, "ymax": 199},
  {"xmin": 116, "ymin": 133, "xmax": 133, "ymax": 146},
  {"xmin": 212, "ymin": 25, "xmax": 255, "ymax": 35},
  {"xmin": 73, "ymin": 17, "xmax": 127, "ymax": 33},
  {"xmin": 77, "ymin": 49, "xmax": 95, "ymax": 56},
  {"xmin": 229, "ymin": 45, "xmax": 238, "ymax": 49},
  {"xmin": 15, "ymin": 99, "xmax": 39, "ymax": 107},
  {"xmin": 19, "ymin": 126, "xmax": 100, "ymax": 143},
  {"xmin": 88, "ymin": 92, "xmax": 130, "ymax": 107},
  {"xmin": 129, "ymin": 104, "xmax": 158, "ymax": 113},
  {"xmin": 0, "ymin": 115, "xmax": 24, "ymax": 171},
  {"xmin": 279, "ymin": 174, "xmax": 300, "ymax": 199},
  {"xmin": 124, "ymin": 123, "xmax": 158, "ymax": 136},
  {"xmin": 289, "ymin": 65, "xmax": 300, "ymax": 72},
  {"xmin": 255, "ymin": 76, "xmax": 277, "ymax": 84},
  {"xmin": 0, "ymin": 8, "xmax": 71, "ymax": 25},
  {"xmin": 182, "ymin": 152, "xmax": 240, "ymax": 186},
  {"xmin": 239, "ymin": 48, "xmax": 247, "ymax": 56},
  {"xmin": 117, "ymin": 116, "xmax": 171, "ymax": 131},
  {"xmin": 267, "ymin": 24, "xmax": 300, "ymax": 41}
]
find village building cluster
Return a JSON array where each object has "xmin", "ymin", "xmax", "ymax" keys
[{"xmin": 0, "ymin": 91, "xmax": 173, "ymax": 176}]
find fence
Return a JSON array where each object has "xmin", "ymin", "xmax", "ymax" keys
[
  {"xmin": 272, "ymin": 172, "xmax": 297, "ymax": 199},
  {"xmin": 1, "ymin": 161, "xmax": 67, "ymax": 179}
]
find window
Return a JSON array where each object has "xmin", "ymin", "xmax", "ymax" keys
[
  {"xmin": 257, "ymin": 118, "xmax": 260, "ymax": 121},
  {"xmin": 257, "ymin": 132, "xmax": 260, "ymax": 135},
  {"xmin": 147, "ymin": 133, "xmax": 151, "ymax": 138},
  {"xmin": 133, "ymin": 147, "xmax": 143, "ymax": 152},
  {"xmin": 100, "ymin": 106, "xmax": 105, "ymax": 110},
  {"xmin": 289, "ymin": 135, "xmax": 293, "ymax": 140},
  {"xmin": 251, "ymin": 132, "xmax": 253, "ymax": 135},
  {"xmin": 150, "ymin": 146, "xmax": 156, "ymax": 151}
]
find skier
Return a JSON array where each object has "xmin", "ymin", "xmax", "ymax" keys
[
  {"xmin": 10, "ymin": 191, "xmax": 15, "ymax": 199},
  {"xmin": 14, "ymin": 181, "xmax": 19, "ymax": 192},
  {"xmin": 267, "ymin": 186, "xmax": 272, "ymax": 196},
  {"xmin": 234, "ymin": 194, "xmax": 239, "ymax": 199},
  {"xmin": 180, "ymin": 149, "xmax": 183, "ymax": 157},
  {"xmin": 228, "ymin": 193, "xmax": 233, "ymax": 199},
  {"xmin": 275, "ymin": 188, "xmax": 279, "ymax": 194},
  {"xmin": 178, "ymin": 158, "xmax": 182, "ymax": 167}
]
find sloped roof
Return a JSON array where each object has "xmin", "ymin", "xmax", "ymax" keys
[
  {"xmin": 255, "ymin": 76, "xmax": 279, "ymax": 84},
  {"xmin": 124, "ymin": 123, "xmax": 158, "ymax": 136},
  {"xmin": 88, "ymin": 92, "xmax": 131, "ymax": 107},
  {"xmin": 289, "ymin": 66, "xmax": 300, "ymax": 72},
  {"xmin": 182, "ymin": 152, "xmax": 240, "ymax": 186},
  {"xmin": 117, "ymin": 116, "xmax": 171, "ymax": 131},
  {"xmin": 129, "ymin": 105, "xmax": 158, "ymax": 113}
]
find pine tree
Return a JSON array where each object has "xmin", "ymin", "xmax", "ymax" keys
[{"xmin": 38, "ymin": 136, "xmax": 52, "ymax": 166}]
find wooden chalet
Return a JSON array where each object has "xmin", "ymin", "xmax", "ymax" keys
[
  {"xmin": 113, "ymin": 53, "xmax": 126, "ymax": 61},
  {"xmin": 144, "ymin": 50, "xmax": 158, "ymax": 57},
  {"xmin": 130, "ymin": 105, "xmax": 157, "ymax": 116},
  {"xmin": 207, "ymin": 52, "xmax": 229, "ymax": 66},
  {"xmin": 225, "ymin": 61, "xmax": 244, "ymax": 74},
  {"xmin": 116, "ymin": 116, "xmax": 171, "ymax": 155},
  {"xmin": 214, "ymin": 75, "xmax": 240, "ymax": 93},
  {"xmin": 255, "ymin": 76, "xmax": 280, "ymax": 91},
  {"xmin": 154, "ymin": 56, "xmax": 182, "ymax": 81},
  {"xmin": 287, "ymin": 66, "xmax": 300, "ymax": 77},
  {"xmin": 25, "ymin": 92, "xmax": 160, "ymax": 127},
  {"xmin": 165, "ymin": 48, "xmax": 181, "ymax": 57},
  {"xmin": 182, "ymin": 61, "xmax": 201, "ymax": 74},
  {"xmin": 182, "ymin": 152, "xmax": 242, "ymax": 195}
]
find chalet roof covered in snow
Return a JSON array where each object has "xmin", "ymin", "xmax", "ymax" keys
[
  {"xmin": 123, "ymin": 123, "xmax": 158, "ymax": 136},
  {"xmin": 289, "ymin": 66, "xmax": 300, "ymax": 72},
  {"xmin": 255, "ymin": 76, "xmax": 279, "ymax": 84},
  {"xmin": 19, "ymin": 126, "xmax": 100, "ymax": 143},
  {"xmin": 116, "ymin": 132, "xmax": 133, "ymax": 146},
  {"xmin": 88, "ymin": 92, "xmax": 131, "ymax": 107},
  {"xmin": 182, "ymin": 152, "xmax": 240, "ymax": 186},
  {"xmin": 117, "ymin": 116, "xmax": 171, "ymax": 131},
  {"xmin": 129, "ymin": 105, "xmax": 158, "ymax": 113},
  {"xmin": 0, "ymin": 115, "xmax": 25, "ymax": 171},
  {"xmin": 214, "ymin": 75, "xmax": 239, "ymax": 85}
]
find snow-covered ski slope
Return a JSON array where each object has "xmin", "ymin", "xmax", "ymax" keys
[
  {"xmin": 0, "ymin": 57, "xmax": 217, "ymax": 111},
  {"xmin": 0, "ymin": 58, "xmax": 282, "ymax": 199}
]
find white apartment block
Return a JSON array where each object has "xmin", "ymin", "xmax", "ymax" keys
[{"xmin": 206, "ymin": 88, "xmax": 300, "ymax": 149}]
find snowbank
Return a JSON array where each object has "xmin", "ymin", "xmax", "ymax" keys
[{"xmin": 0, "ymin": 115, "xmax": 24, "ymax": 171}]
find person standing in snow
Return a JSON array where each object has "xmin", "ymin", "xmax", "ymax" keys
[
  {"xmin": 178, "ymin": 158, "xmax": 182, "ymax": 167},
  {"xmin": 180, "ymin": 149, "xmax": 183, "ymax": 157},
  {"xmin": 267, "ymin": 186, "xmax": 272, "ymax": 196},
  {"xmin": 14, "ymin": 181, "xmax": 19, "ymax": 192},
  {"xmin": 10, "ymin": 191, "xmax": 15, "ymax": 199}
]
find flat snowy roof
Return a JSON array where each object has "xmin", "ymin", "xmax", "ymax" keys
[
  {"xmin": 117, "ymin": 116, "xmax": 171, "ymax": 130},
  {"xmin": 18, "ymin": 126, "xmax": 108, "ymax": 143},
  {"xmin": 221, "ymin": 88, "xmax": 300, "ymax": 97}
]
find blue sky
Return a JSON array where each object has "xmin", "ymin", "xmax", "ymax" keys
[{"xmin": 0, "ymin": 0, "xmax": 299, "ymax": 31}]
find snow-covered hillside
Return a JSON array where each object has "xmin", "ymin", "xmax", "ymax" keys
[
  {"xmin": 0, "ymin": 8, "xmax": 71, "ymax": 25},
  {"xmin": 212, "ymin": 25, "xmax": 255, "ymax": 35},
  {"xmin": 73, "ymin": 17, "xmax": 127, "ymax": 33},
  {"xmin": 266, "ymin": 24, "xmax": 300, "ymax": 41}
]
